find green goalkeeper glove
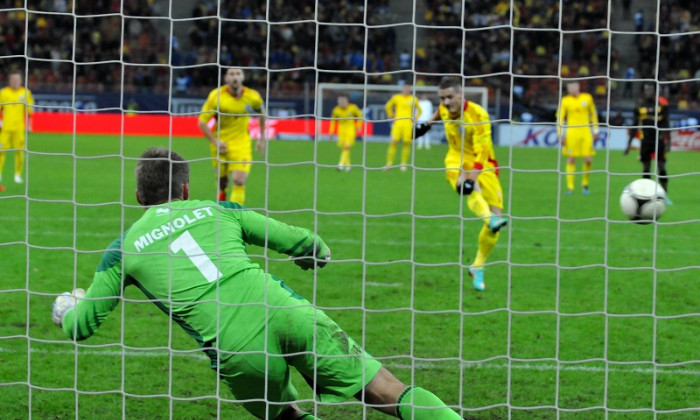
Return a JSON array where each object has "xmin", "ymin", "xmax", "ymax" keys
[
  {"xmin": 52, "ymin": 288, "xmax": 85, "ymax": 326},
  {"xmin": 293, "ymin": 243, "xmax": 331, "ymax": 271}
]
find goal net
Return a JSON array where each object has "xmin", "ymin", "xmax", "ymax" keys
[
  {"xmin": 317, "ymin": 83, "xmax": 488, "ymax": 142},
  {"xmin": 2, "ymin": 0, "xmax": 699, "ymax": 419}
]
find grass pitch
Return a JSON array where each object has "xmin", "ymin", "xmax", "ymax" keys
[{"xmin": 1, "ymin": 133, "xmax": 699, "ymax": 419}]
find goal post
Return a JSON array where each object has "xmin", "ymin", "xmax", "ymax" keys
[{"xmin": 316, "ymin": 83, "xmax": 488, "ymax": 142}]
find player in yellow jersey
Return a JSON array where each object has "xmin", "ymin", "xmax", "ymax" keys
[
  {"xmin": 414, "ymin": 77, "xmax": 507, "ymax": 291},
  {"xmin": 557, "ymin": 81, "xmax": 599, "ymax": 195},
  {"xmin": 199, "ymin": 68, "xmax": 266, "ymax": 204},
  {"xmin": 384, "ymin": 83, "xmax": 421, "ymax": 171},
  {"xmin": 0, "ymin": 70, "xmax": 34, "ymax": 185},
  {"xmin": 329, "ymin": 94, "xmax": 363, "ymax": 172}
]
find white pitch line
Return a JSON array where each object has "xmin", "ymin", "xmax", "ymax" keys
[
  {"xmin": 33, "ymin": 231, "xmax": 116, "ymax": 238},
  {"xmin": 389, "ymin": 361, "xmax": 700, "ymax": 377},
  {"xmin": 365, "ymin": 281, "xmax": 403, "ymax": 287},
  {"xmin": 6, "ymin": 215, "xmax": 699, "ymax": 241},
  {"xmin": 21, "ymin": 230, "xmax": 700, "ymax": 257},
  {"xmin": 0, "ymin": 346, "xmax": 697, "ymax": 377},
  {"xmin": 325, "ymin": 237, "xmax": 698, "ymax": 256}
]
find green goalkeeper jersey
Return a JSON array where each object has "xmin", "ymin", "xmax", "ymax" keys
[{"xmin": 62, "ymin": 200, "xmax": 327, "ymax": 357}]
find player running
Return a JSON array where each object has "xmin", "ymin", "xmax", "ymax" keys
[
  {"xmin": 414, "ymin": 76, "xmax": 507, "ymax": 291},
  {"xmin": 52, "ymin": 147, "xmax": 462, "ymax": 420},
  {"xmin": 384, "ymin": 83, "xmax": 422, "ymax": 171},
  {"xmin": 199, "ymin": 67, "xmax": 266, "ymax": 205},
  {"xmin": 329, "ymin": 94, "xmax": 363, "ymax": 172}
]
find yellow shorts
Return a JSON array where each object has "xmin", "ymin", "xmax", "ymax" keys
[
  {"xmin": 210, "ymin": 141, "xmax": 252, "ymax": 175},
  {"xmin": 562, "ymin": 129, "xmax": 595, "ymax": 157},
  {"xmin": 445, "ymin": 152, "xmax": 503, "ymax": 209},
  {"xmin": 0, "ymin": 129, "xmax": 26, "ymax": 150},
  {"xmin": 390, "ymin": 120, "xmax": 413, "ymax": 142},
  {"xmin": 337, "ymin": 130, "xmax": 356, "ymax": 148}
]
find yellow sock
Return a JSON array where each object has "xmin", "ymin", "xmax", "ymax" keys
[
  {"xmin": 473, "ymin": 225, "xmax": 500, "ymax": 268},
  {"xmin": 231, "ymin": 185, "xmax": 245, "ymax": 205},
  {"xmin": 401, "ymin": 142, "xmax": 411, "ymax": 165},
  {"xmin": 15, "ymin": 150, "xmax": 24, "ymax": 177},
  {"xmin": 341, "ymin": 149, "xmax": 350, "ymax": 166},
  {"xmin": 582, "ymin": 161, "xmax": 591, "ymax": 188},
  {"xmin": 467, "ymin": 191, "xmax": 491, "ymax": 225},
  {"xmin": 0, "ymin": 152, "xmax": 5, "ymax": 176},
  {"xmin": 386, "ymin": 142, "xmax": 397, "ymax": 166},
  {"xmin": 566, "ymin": 162, "xmax": 575, "ymax": 191}
]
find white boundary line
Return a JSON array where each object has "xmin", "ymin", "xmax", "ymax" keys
[
  {"xmin": 0, "ymin": 346, "xmax": 697, "ymax": 377},
  {"xmin": 28, "ymin": 230, "xmax": 700, "ymax": 256}
]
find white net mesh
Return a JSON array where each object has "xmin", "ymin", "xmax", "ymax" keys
[{"xmin": 1, "ymin": 0, "xmax": 699, "ymax": 419}]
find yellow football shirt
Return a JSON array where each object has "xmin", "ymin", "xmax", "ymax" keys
[
  {"xmin": 199, "ymin": 86, "xmax": 264, "ymax": 145},
  {"xmin": 557, "ymin": 92, "xmax": 599, "ymax": 135},
  {"xmin": 385, "ymin": 94, "xmax": 422, "ymax": 121},
  {"xmin": 440, "ymin": 100, "xmax": 496, "ymax": 170},
  {"xmin": 329, "ymin": 104, "xmax": 363, "ymax": 135},
  {"xmin": 0, "ymin": 86, "xmax": 33, "ymax": 131}
]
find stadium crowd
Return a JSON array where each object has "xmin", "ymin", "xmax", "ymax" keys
[
  {"xmin": 0, "ymin": 0, "xmax": 697, "ymax": 110},
  {"xmin": 180, "ymin": 0, "xmax": 397, "ymax": 93},
  {"xmin": 416, "ymin": 0, "xmax": 614, "ymax": 120},
  {"xmin": 657, "ymin": 0, "xmax": 700, "ymax": 109},
  {"xmin": 0, "ymin": 0, "xmax": 170, "ymax": 93}
]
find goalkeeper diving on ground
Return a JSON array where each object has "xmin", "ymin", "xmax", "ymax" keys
[
  {"xmin": 51, "ymin": 147, "xmax": 463, "ymax": 420},
  {"xmin": 413, "ymin": 76, "xmax": 508, "ymax": 291}
]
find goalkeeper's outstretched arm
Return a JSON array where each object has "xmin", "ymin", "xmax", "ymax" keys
[
  {"xmin": 220, "ymin": 201, "xmax": 330, "ymax": 270},
  {"xmin": 52, "ymin": 237, "xmax": 125, "ymax": 340}
]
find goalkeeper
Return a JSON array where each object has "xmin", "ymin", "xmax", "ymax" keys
[
  {"xmin": 414, "ymin": 77, "xmax": 507, "ymax": 291},
  {"xmin": 52, "ymin": 147, "xmax": 462, "ymax": 420}
]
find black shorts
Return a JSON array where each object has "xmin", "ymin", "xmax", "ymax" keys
[{"xmin": 640, "ymin": 138, "xmax": 667, "ymax": 163}]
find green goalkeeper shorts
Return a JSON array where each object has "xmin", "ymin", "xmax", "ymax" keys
[{"xmin": 217, "ymin": 293, "xmax": 382, "ymax": 419}]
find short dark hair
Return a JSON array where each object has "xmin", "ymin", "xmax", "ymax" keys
[
  {"xmin": 135, "ymin": 148, "xmax": 189, "ymax": 206},
  {"xmin": 438, "ymin": 76, "xmax": 461, "ymax": 90}
]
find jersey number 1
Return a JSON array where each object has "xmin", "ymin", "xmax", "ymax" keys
[{"xmin": 169, "ymin": 231, "xmax": 223, "ymax": 283}]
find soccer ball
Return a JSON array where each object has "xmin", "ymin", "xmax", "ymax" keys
[{"xmin": 619, "ymin": 179, "xmax": 667, "ymax": 223}]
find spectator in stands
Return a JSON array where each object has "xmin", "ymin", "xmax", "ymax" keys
[
  {"xmin": 622, "ymin": 0, "xmax": 632, "ymax": 20},
  {"xmin": 634, "ymin": 9, "xmax": 644, "ymax": 31},
  {"xmin": 9, "ymin": 0, "xmax": 698, "ymax": 109}
]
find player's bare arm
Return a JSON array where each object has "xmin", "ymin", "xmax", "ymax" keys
[
  {"xmin": 198, "ymin": 119, "xmax": 227, "ymax": 154},
  {"xmin": 256, "ymin": 115, "xmax": 267, "ymax": 155}
]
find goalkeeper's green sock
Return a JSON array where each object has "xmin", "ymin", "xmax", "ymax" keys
[{"xmin": 396, "ymin": 386, "xmax": 462, "ymax": 419}]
